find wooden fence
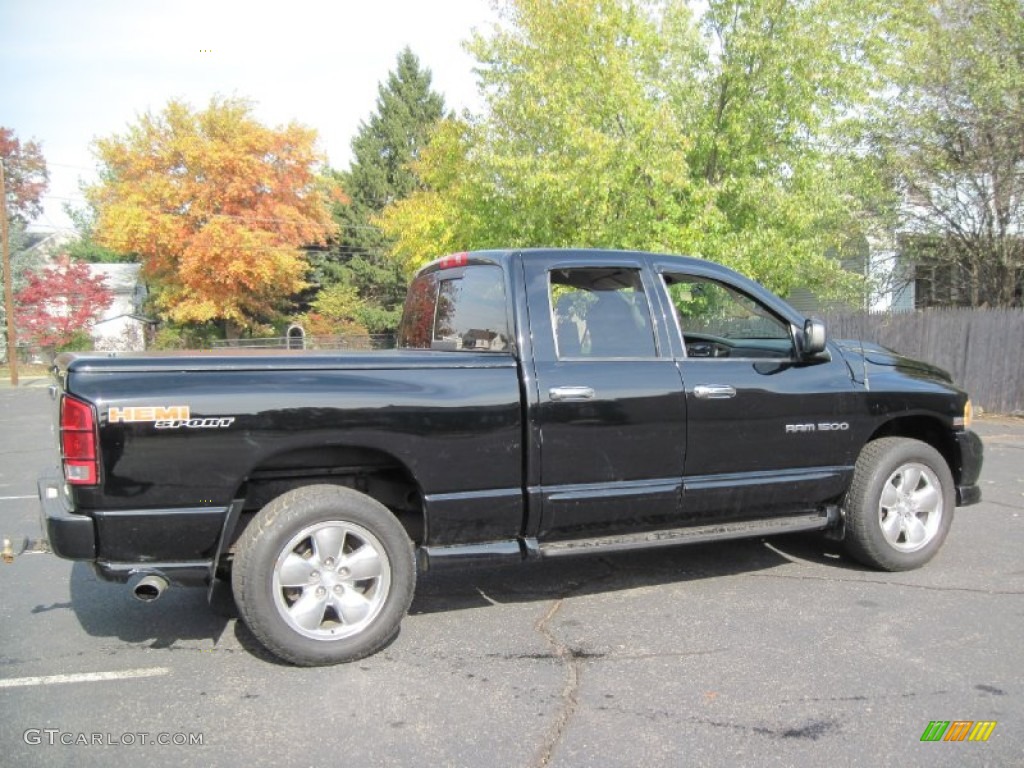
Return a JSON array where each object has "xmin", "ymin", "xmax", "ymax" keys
[{"xmin": 823, "ymin": 308, "xmax": 1024, "ymax": 415}]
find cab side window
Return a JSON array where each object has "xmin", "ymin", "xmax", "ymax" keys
[
  {"xmin": 550, "ymin": 268, "xmax": 657, "ymax": 359},
  {"xmin": 662, "ymin": 273, "xmax": 795, "ymax": 359},
  {"xmin": 398, "ymin": 265, "xmax": 510, "ymax": 352}
]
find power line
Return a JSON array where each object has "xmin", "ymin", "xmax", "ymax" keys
[
  {"xmin": 22, "ymin": 224, "xmax": 395, "ymax": 258},
  {"xmin": 44, "ymin": 161, "xmax": 98, "ymax": 172},
  {"xmin": 37, "ymin": 194, "xmax": 389, "ymax": 232},
  {"xmin": 36, "ymin": 236, "xmax": 392, "ymax": 259}
]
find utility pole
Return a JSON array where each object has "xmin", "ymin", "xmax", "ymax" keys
[{"xmin": 0, "ymin": 159, "xmax": 18, "ymax": 386}]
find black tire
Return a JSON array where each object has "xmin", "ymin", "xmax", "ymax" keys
[
  {"xmin": 843, "ymin": 437, "xmax": 955, "ymax": 571},
  {"xmin": 232, "ymin": 484, "xmax": 415, "ymax": 666}
]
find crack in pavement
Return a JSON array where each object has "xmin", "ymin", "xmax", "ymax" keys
[
  {"xmin": 528, "ymin": 558, "xmax": 622, "ymax": 768},
  {"xmin": 491, "ymin": 647, "xmax": 727, "ymax": 663},
  {"xmin": 775, "ymin": 687, "xmax": 959, "ymax": 704},
  {"xmin": 530, "ymin": 598, "xmax": 580, "ymax": 768}
]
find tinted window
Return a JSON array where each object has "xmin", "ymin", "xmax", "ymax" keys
[
  {"xmin": 550, "ymin": 267, "xmax": 657, "ymax": 359},
  {"xmin": 398, "ymin": 265, "xmax": 510, "ymax": 352}
]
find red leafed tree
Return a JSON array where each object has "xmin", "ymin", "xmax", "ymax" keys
[{"xmin": 15, "ymin": 257, "xmax": 113, "ymax": 349}]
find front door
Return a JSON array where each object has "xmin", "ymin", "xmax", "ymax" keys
[{"xmin": 655, "ymin": 269, "xmax": 861, "ymax": 520}]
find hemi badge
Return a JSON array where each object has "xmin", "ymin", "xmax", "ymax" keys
[{"xmin": 108, "ymin": 406, "xmax": 191, "ymax": 423}]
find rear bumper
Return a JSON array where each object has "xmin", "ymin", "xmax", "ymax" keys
[
  {"xmin": 955, "ymin": 429, "xmax": 984, "ymax": 507},
  {"xmin": 37, "ymin": 473, "xmax": 95, "ymax": 560},
  {"xmin": 37, "ymin": 472, "xmax": 221, "ymax": 587}
]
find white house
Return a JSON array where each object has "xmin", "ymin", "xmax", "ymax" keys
[
  {"xmin": 89, "ymin": 263, "xmax": 149, "ymax": 352},
  {"xmin": 785, "ymin": 236, "xmax": 916, "ymax": 316}
]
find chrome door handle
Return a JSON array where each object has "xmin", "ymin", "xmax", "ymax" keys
[
  {"xmin": 549, "ymin": 386, "xmax": 596, "ymax": 402},
  {"xmin": 694, "ymin": 384, "xmax": 736, "ymax": 399}
]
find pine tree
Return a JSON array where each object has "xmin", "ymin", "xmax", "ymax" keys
[{"xmin": 324, "ymin": 47, "xmax": 446, "ymax": 332}]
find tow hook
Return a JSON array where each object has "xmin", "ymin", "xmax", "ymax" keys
[{"xmin": 1, "ymin": 536, "xmax": 51, "ymax": 563}]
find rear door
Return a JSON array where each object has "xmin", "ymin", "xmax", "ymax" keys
[{"xmin": 522, "ymin": 253, "xmax": 687, "ymax": 541}]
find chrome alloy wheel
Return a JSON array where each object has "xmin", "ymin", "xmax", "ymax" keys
[
  {"xmin": 878, "ymin": 462, "xmax": 943, "ymax": 553},
  {"xmin": 272, "ymin": 521, "xmax": 392, "ymax": 641}
]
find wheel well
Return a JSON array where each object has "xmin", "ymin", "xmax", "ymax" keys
[
  {"xmin": 227, "ymin": 446, "xmax": 424, "ymax": 553},
  {"xmin": 866, "ymin": 416, "xmax": 959, "ymax": 481}
]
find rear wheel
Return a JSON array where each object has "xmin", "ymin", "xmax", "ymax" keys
[
  {"xmin": 232, "ymin": 485, "xmax": 415, "ymax": 665},
  {"xmin": 843, "ymin": 438, "xmax": 955, "ymax": 571}
]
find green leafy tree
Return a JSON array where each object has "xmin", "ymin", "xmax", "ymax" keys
[
  {"xmin": 874, "ymin": 0, "xmax": 1024, "ymax": 307},
  {"xmin": 382, "ymin": 0, "xmax": 895, "ymax": 301},
  {"xmin": 383, "ymin": 1, "xmax": 709, "ymax": 270},
  {"xmin": 321, "ymin": 48, "xmax": 446, "ymax": 332},
  {"xmin": 63, "ymin": 202, "xmax": 134, "ymax": 264},
  {"xmin": 295, "ymin": 282, "xmax": 371, "ymax": 338},
  {"xmin": 689, "ymin": 0, "xmax": 896, "ymax": 294}
]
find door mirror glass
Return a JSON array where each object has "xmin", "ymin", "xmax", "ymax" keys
[{"xmin": 802, "ymin": 318, "xmax": 827, "ymax": 357}]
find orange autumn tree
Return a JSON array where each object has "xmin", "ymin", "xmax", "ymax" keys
[{"xmin": 88, "ymin": 98, "xmax": 338, "ymax": 335}]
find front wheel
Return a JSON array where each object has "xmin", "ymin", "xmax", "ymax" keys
[
  {"xmin": 232, "ymin": 485, "xmax": 416, "ymax": 666},
  {"xmin": 842, "ymin": 438, "xmax": 955, "ymax": 571}
]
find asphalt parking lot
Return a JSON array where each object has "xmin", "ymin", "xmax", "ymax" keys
[{"xmin": 0, "ymin": 384, "xmax": 1021, "ymax": 767}]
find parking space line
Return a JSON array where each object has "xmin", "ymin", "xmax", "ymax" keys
[{"xmin": 0, "ymin": 667, "xmax": 171, "ymax": 689}]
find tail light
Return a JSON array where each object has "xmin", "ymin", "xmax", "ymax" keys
[{"xmin": 60, "ymin": 395, "xmax": 99, "ymax": 485}]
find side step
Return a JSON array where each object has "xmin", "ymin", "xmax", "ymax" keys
[{"xmin": 538, "ymin": 511, "xmax": 834, "ymax": 558}]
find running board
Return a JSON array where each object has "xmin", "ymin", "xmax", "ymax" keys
[{"xmin": 538, "ymin": 511, "xmax": 833, "ymax": 558}]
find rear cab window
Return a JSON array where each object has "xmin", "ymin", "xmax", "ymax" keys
[{"xmin": 397, "ymin": 263, "xmax": 511, "ymax": 352}]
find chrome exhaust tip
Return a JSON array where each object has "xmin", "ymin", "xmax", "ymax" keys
[{"xmin": 132, "ymin": 574, "xmax": 169, "ymax": 602}]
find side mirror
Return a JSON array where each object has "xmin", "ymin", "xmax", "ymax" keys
[{"xmin": 801, "ymin": 317, "xmax": 827, "ymax": 357}]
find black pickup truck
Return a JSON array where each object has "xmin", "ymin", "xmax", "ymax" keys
[{"xmin": 39, "ymin": 249, "xmax": 983, "ymax": 665}]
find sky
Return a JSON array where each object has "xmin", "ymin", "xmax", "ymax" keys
[{"xmin": 0, "ymin": 0, "xmax": 498, "ymax": 234}]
